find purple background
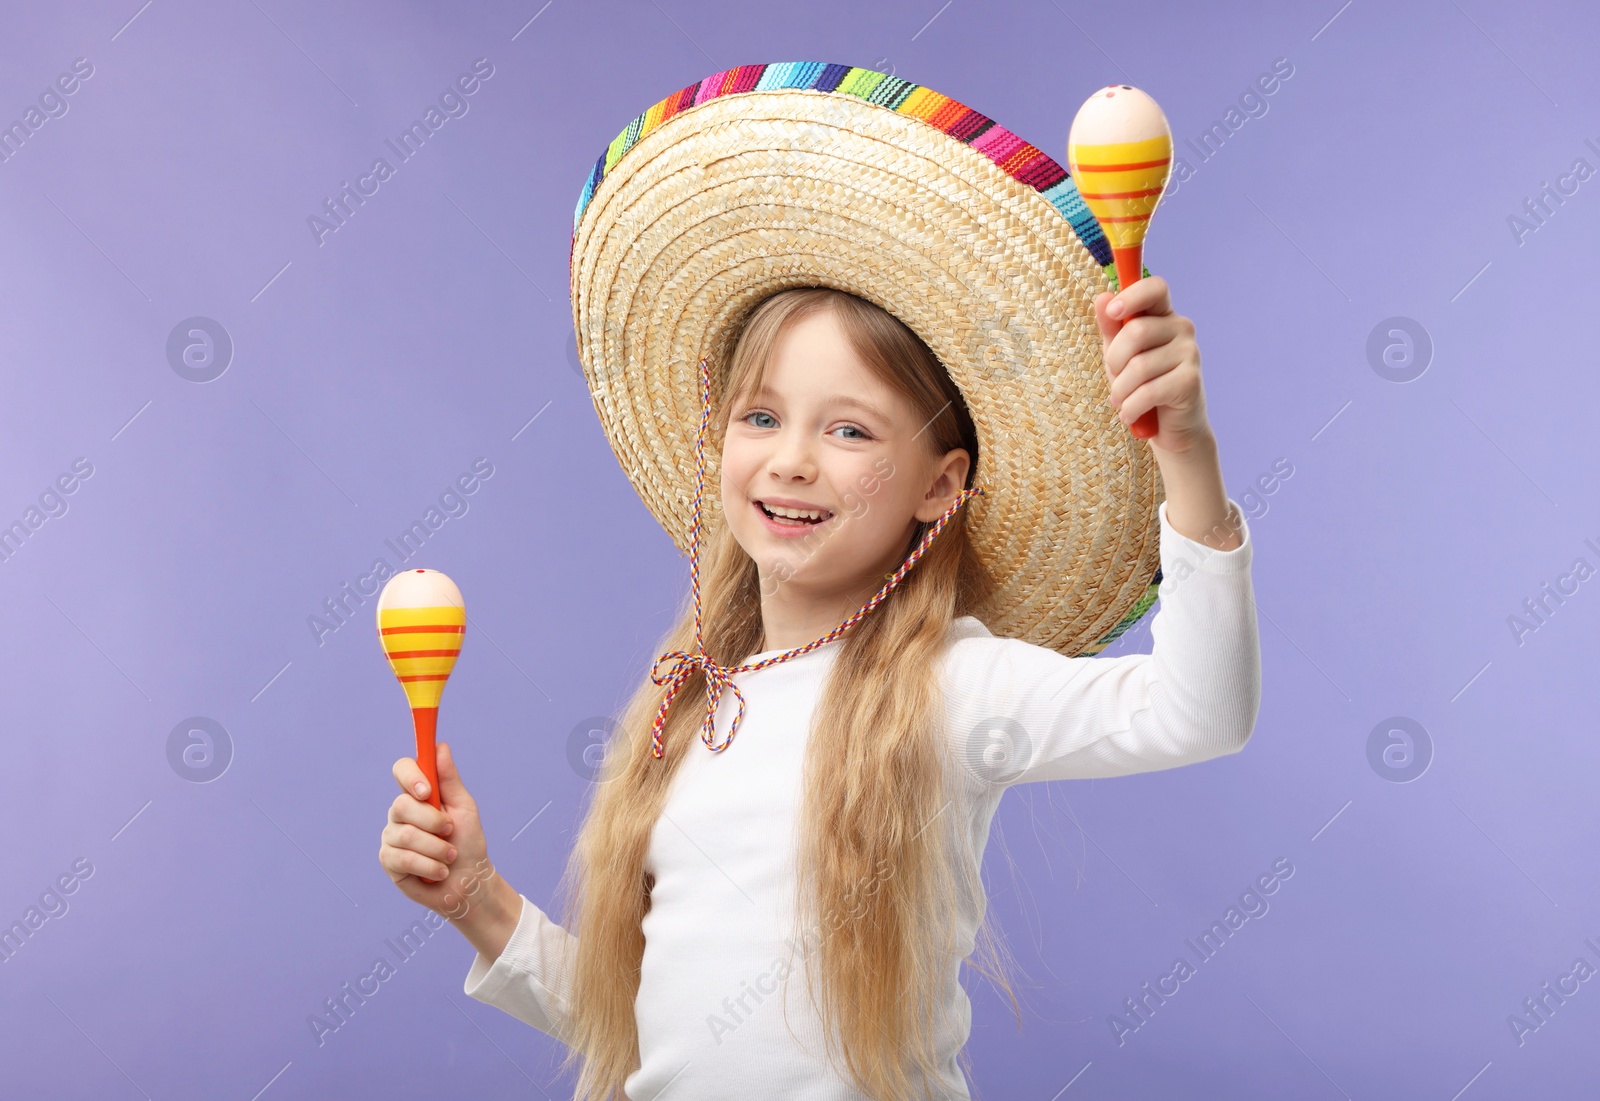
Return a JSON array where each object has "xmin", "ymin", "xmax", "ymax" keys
[{"xmin": 5, "ymin": 1, "xmax": 1598, "ymax": 1098}]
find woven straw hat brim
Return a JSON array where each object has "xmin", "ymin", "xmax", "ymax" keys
[{"xmin": 570, "ymin": 64, "xmax": 1164, "ymax": 657}]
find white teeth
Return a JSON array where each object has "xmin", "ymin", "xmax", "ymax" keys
[{"xmin": 762, "ymin": 503, "xmax": 828, "ymax": 521}]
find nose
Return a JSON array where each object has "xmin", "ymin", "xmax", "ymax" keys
[{"xmin": 764, "ymin": 426, "xmax": 816, "ymax": 482}]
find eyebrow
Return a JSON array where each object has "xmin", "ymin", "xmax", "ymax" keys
[{"xmin": 742, "ymin": 386, "xmax": 893, "ymax": 425}]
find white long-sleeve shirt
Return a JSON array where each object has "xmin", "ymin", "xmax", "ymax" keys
[{"xmin": 464, "ymin": 497, "xmax": 1261, "ymax": 1099}]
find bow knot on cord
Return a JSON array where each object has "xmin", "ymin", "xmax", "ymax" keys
[{"xmin": 648, "ymin": 648, "xmax": 748, "ymax": 759}]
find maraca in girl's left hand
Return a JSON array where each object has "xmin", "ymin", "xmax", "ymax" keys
[{"xmin": 1067, "ymin": 84, "xmax": 1173, "ymax": 439}]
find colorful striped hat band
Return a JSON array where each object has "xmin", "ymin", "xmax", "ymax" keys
[
  {"xmin": 646, "ymin": 356, "xmax": 984, "ymax": 760},
  {"xmin": 570, "ymin": 62, "xmax": 1168, "ymax": 733}
]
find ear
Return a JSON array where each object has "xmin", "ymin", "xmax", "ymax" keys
[{"xmin": 915, "ymin": 448, "xmax": 972, "ymax": 523}]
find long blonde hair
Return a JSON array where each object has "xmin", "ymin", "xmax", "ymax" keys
[{"xmin": 551, "ymin": 287, "xmax": 1023, "ymax": 1100}]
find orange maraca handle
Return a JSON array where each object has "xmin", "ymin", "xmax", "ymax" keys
[
  {"xmin": 1109, "ymin": 243, "xmax": 1159, "ymax": 440},
  {"xmin": 411, "ymin": 706, "xmax": 442, "ymax": 811}
]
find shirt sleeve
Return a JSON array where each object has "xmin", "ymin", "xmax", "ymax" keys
[
  {"xmin": 944, "ymin": 496, "xmax": 1261, "ymax": 785},
  {"xmin": 462, "ymin": 892, "xmax": 580, "ymax": 1044}
]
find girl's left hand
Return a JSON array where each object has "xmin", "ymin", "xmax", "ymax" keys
[{"xmin": 1092, "ymin": 275, "xmax": 1215, "ymax": 455}]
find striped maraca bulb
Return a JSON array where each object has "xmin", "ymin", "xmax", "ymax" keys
[
  {"xmin": 376, "ymin": 569, "xmax": 465, "ymax": 710},
  {"xmin": 1066, "ymin": 85, "xmax": 1173, "ymax": 257}
]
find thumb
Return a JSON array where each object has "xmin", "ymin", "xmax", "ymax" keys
[{"xmin": 435, "ymin": 741, "xmax": 473, "ymax": 808}]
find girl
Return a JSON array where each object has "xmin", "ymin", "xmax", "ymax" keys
[{"xmin": 379, "ymin": 64, "xmax": 1259, "ymax": 1101}]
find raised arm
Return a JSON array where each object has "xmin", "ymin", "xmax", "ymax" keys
[{"xmin": 945, "ymin": 496, "xmax": 1260, "ymax": 786}]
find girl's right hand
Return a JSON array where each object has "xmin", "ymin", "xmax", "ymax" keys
[{"xmin": 380, "ymin": 741, "xmax": 494, "ymax": 922}]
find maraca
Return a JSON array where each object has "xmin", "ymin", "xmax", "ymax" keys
[
  {"xmin": 376, "ymin": 568, "xmax": 466, "ymax": 811},
  {"xmin": 1066, "ymin": 84, "xmax": 1174, "ymax": 440}
]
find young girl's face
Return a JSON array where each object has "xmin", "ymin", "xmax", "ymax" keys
[{"xmin": 720, "ymin": 308, "xmax": 970, "ymax": 607}]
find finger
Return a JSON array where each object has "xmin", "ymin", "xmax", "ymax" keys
[
  {"xmin": 378, "ymin": 840, "xmax": 445, "ymax": 884},
  {"xmin": 383, "ymin": 820, "xmax": 457, "ymax": 864},
  {"xmin": 393, "ymin": 756, "xmax": 432, "ymax": 801},
  {"xmin": 389, "ymin": 791, "xmax": 454, "ymax": 837},
  {"xmin": 388, "ymin": 845, "xmax": 451, "ymax": 883},
  {"xmin": 435, "ymin": 742, "xmax": 473, "ymax": 810},
  {"xmin": 1118, "ymin": 361, "xmax": 1188, "ymax": 425},
  {"xmin": 1108, "ymin": 274, "xmax": 1170, "ymax": 321},
  {"xmin": 1094, "ymin": 294, "xmax": 1129, "ymax": 382},
  {"xmin": 1093, "ymin": 292, "xmax": 1121, "ymax": 353},
  {"xmin": 1102, "ymin": 316, "xmax": 1165, "ymax": 382},
  {"xmin": 1111, "ymin": 344, "xmax": 1183, "ymax": 412}
]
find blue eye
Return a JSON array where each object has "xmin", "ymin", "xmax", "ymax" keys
[{"xmin": 739, "ymin": 411, "xmax": 872, "ymax": 440}]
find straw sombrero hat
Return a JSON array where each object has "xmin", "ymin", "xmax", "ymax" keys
[{"xmin": 569, "ymin": 61, "xmax": 1164, "ymax": 658}]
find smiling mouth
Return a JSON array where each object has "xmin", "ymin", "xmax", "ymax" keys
[{"xmin": 755, "ymin": 500, "xmax": 834, "ymax": 527}]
